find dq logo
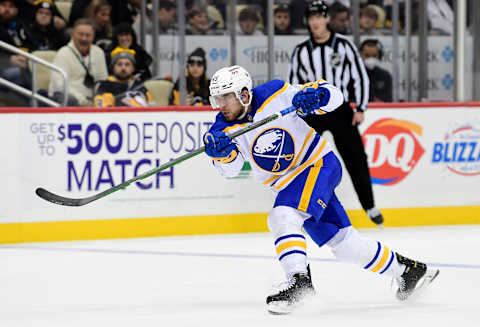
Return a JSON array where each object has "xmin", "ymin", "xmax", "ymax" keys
[
  {"xmin": 362, "ymin": 119, "xmax": 425, "ymax": 185},
  {"xmin": 251, "ymin": 127, "xmax": 295, "ymax": 174}
]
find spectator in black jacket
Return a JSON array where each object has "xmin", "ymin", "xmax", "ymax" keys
[
  {"xmin": 85, "ymin": 0, "xmax": 113, "ymax": 51},
  {"xmin": 18, "ymin": 0, "xmax": 67, "ymax": 31},
  {"xmin": 68, "ymin": 0, "xmax": 91, "ymax": 27},
  {"xmin": 360, "ymin": 39, "xmax": 392, "ymax": 102},
  {"xmin": 26, "ymin": 0, "xmax": 69, "ymax": 51},
  {"xmin": 95, "ymin": 47, "xmax": 152, "ymax": 107},
  {"xmin": 105, "ymin": 22, "xmax": 152, "ymax": 82},
  {"xmin": 109, "ymin": 0, "xmax": 140, "ymax": 26},
  {"xmin": 169, "ymin": 47, "xmax": 210, "ymax": 106},
  {"xmin": 0, "ymin": 0, "xmax": 33, "ymax": 89}
]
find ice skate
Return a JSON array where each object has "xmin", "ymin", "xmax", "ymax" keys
[
  {"xmin": 266, "ymin": 266, "xmax": 315, "ymax": 315},
  {"xmin": 395, "ymin": 254, "xmax": 440, "ymax": 301},
  {"xmin": 367, "ymin": 207, "xmax": 384, "ymax": 228}
]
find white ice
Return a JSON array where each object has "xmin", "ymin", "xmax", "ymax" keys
[{"xmin": 1, "ymin": 225, "xmax": 479, "ymax": 327}]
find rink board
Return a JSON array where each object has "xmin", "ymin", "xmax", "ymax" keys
[{"xmin": 0, "ymin": 103, "xmax": 479, "ymax": 243}]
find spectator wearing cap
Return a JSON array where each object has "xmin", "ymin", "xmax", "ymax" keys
[
  {"xmin": 0, "ymin": 0, "xmax": 33, "ymax": 92},
  {"xmin": 18, "ymin": 0, "xmax": 67, "ymax": 31},
  {"xmin": 105, "ymin": 22, "xmax": 152, "ymax": 82},
  {"xmin": 49, "ymin": 18, "xmax": 108, "ymax": 106},
  {"xmin": 237, "ymin": 6, "xmax": 263, "ymax": 35},
  {"xmin": 273, "ymin": 3, "xmax": 294, "ymax": 35},
  {"xmin": 26, "ymin": 0, "xmax": 69, "ymax": 51},
  {"xmin": 94, "ymin": 47, "xmax": 152, "ymax": 107},
  {"xmin": 169, "ymin": 47, "xmax": 210, "ymax": 106}
]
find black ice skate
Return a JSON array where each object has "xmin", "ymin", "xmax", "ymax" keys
[
  {"xmin": 395, "ymin": 253, "xmax": 440, "ymax": 301},
  {"xmin": 367, "ymin": 207, "xmax": 384, "ymax": 227},
  {"xmin": 266, "ymin": 266, "xmax": 315, "ymax": 315}
]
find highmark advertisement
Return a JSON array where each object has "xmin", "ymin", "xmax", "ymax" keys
[{"xmin": 11, "ymin": 111, "xmax": 274, "ymax": 223}]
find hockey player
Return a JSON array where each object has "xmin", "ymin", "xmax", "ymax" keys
[{"xmin": 203, "ymin": 65, "xmax": 439, "ymax": 314}]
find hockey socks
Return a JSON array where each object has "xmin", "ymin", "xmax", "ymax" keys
[
  {"xmin": 328, "ymin": 227, "xmax": 405, "ymax": 278},
  {"xmin": 268, "ymin": 206, "xmax": 311, "ymax": 278}
]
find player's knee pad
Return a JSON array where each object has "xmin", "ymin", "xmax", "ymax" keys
[
  {"xmin": 328, "ymin": 226, "xmax": 378, "ymax": 266},
  {"xmin": 267, "ymin": 206, "xmax": 310, "ymax": 237}
]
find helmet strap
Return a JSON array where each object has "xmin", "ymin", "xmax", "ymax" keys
[{"xmin": 236, "ymin": 90, "xmax": 252, "ymax": 120}]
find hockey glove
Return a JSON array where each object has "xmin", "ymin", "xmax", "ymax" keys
[
  {"xmin": 203, "ymin": 130, "xmax": 239, "ymax": 163},
  {"xmin": 292, "ymin": 86, "xmax": 331, "ymax": 118}
]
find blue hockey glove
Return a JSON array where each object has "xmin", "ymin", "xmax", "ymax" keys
[
  {"xmin": 203, "ymin": 130, "xmax": 239, "ymax": 163},
  {"xmin": 292, "ymin": 86, "xmax": 330, "ymax": 118}
]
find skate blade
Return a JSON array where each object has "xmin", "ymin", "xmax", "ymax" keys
[
  {"xmin": 267, "ymin": 301, "xmax": 294, "ymax": 315},
  {"xmin": 417, "ymin": 268, "xmax": 440, "ymax": 291},
  {"xmin": 397, "ymin": 268, "xmax": 440, "ymax": 301}
]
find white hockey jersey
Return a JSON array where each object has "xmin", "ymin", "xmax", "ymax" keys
[{"xmin": 209, "ymin": 79, "xmax": 344, "ymax": 193}]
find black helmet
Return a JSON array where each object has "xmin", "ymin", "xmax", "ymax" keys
[{"xmin": 305, "ymin": 0, "xmax": 329, "ymax": 18}]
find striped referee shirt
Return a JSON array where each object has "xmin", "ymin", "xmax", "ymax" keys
[{"xmin": 288, "ymin": 32, "xmax": 370, "ymax": 111}]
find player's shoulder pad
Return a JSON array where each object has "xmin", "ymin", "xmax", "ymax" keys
[{"xmin": 251, "ymin": 79, "xmax": 286, "ymax": 110}]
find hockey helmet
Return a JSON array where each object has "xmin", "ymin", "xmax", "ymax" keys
[
  {"xmin": 209, "ymin": 65, "xmax": 253, "ymax": 109},
  {"xmin": 305, "ymin": 0, "xmax": 329, "ymax": 18}
]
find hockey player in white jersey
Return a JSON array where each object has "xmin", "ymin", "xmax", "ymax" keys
[{"xmin": 203, "ymin": 65, "xmax": 439, "ymax": 314}]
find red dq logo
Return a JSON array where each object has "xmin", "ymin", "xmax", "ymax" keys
[{"xmin": 362, "ymin": 118, "xmax": 425, "ymax": 185}]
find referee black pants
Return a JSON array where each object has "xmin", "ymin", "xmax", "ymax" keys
[{"xmin": 303, "ymin": 102, "xmax": 375, "ymax": 212}]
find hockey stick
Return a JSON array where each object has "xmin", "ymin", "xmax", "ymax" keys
[{"xmin": 35, "ymin": 105, "xmax": 297, "ymax": 206}]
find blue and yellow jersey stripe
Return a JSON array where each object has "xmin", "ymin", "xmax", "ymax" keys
[{"xmin": 271, "ymin": 139, "xmax": 327, "ymax": 191}]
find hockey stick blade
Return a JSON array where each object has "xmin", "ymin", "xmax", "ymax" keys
[{"xmin": 35, "ymin": 106, "xmax": 296, "ymax": 206}]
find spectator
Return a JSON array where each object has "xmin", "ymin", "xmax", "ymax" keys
[
  {"xmin": 328, "ymin": 1, "xmax": 350, "ymax": 34},
  {"xmin": 359, "ymin": 5, "xmax": 380, "ymax": 34},
  {"xmin": 186, "ymin": 5, "xmax": 212, "ymax": 35},
  {"xmin": 94, "ymin": 47, "xmax": 152, "ymax": 107},
  {"xmin": 109, "ymin": 0, "xmax": 140, "ymax": 26},
  {"xmin": 133, "ymin": 0, "xmax": 176, "ymax": 35},
  {"xmin": 360, "ymin": 38, "xmax": 392, "ymax": 102},
  {"xmin": 273, "ymin": 3, "xmax": 294, "ymax": 35},
  {"xmin": 26, "ymin": 0, "xmax": 70, "ymax": 51},
  {"xmin": 105, "ymin": 22, "xmax": 152, "ymax": 82},
  {"xmin": 19, "ymin": 0, "xmax": 67, "ymax": 30},
  {"xmin": 85, "ymin": 0, "xmax": 113, "ymax": 51},
  {"xmin": 49, "ymin": 18, "xmax": 108, "ymax": 106},
  {"xmin": 68, "ymin": 0, "xmax": 92, "ymax": 27},
  {"xmin": 0, "ymin": 0, "xmax": 33, "ymax": 90},
  {"xmin": 237, "ymin": 6, "xmax": 263, "ymax": 35},
  {"xmin": 169, "ymin": 47, "xmax": 210, "ymax": 106},
  {"xmin": 288, "ymin": 0, "xmax": 308, "ymax": 31}
]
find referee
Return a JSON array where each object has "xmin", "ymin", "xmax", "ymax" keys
[{"xmin": 288, "ymin": 0, "xmax": 384, "ymax": 226}]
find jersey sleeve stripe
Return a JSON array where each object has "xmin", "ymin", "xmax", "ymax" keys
[{"xmin": 256, "ymin": 82, "xmax": 288, "ymax": 114}]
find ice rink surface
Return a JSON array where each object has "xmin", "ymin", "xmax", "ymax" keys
[{"xmin": 1, "ymin": 224, "xmax": 479, "ymax": 327}]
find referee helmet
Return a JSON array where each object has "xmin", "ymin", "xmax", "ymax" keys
[{"xmin": 305, "ymin": 0, "xmax": 329, "ymax": 18}]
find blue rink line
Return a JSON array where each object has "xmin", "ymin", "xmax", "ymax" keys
[{"xmin": 3, "ymin": 245, "xmax": 480, "ymax": 270}]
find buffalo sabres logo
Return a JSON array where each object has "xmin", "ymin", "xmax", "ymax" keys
[
  {"xmin": 251, "ymin": 128, "xmax": 295, "ymax": 174},
  {"xmin": 330, "ymin": 53, "xmax": 341, "ymax": 67}
]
